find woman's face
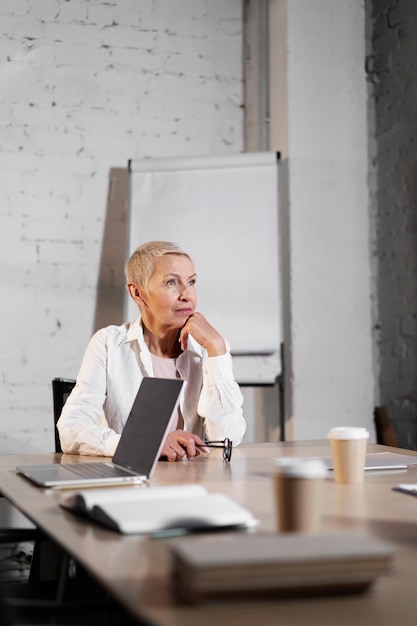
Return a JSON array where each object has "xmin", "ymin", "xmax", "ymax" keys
[{"xmin": 140, "ymin": 254, "xmax": 197, "ymax": 332}]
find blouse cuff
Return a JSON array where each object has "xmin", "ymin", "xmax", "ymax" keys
[
  {"xmin": 103, "ymin": 432, "xmax": 121, "ymax": 457},
  {"xmin": 203, "ymin": 352, "xmax": 235, "ymax": 385}
]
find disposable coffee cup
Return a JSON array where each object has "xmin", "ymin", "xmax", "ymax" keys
[
  {"xmin": 327, "ymin": 426, "xmax": 370, "ymax": 484},
  {"xmin": 273, "ymin": 457, "xmax": 327, "ymax": 533}
]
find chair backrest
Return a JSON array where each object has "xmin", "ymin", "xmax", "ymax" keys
[
  {"xmin": 374, "ymin": 406, "xmax": 398, "ymax": 447},
  {"xmin": 52, "ymin": 378, "xmax": 76, "ymax": 453}
]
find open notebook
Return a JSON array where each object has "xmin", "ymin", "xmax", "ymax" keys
[
  {"xmin": 59, "ymin": 483, "xmax": 256, "ymax": 535},
  {"xmin": 17, "ymin": 377, "xmax": 184, "ymax": 488}
]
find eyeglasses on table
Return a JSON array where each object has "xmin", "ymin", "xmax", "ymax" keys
[{"xmin": 198, "ymin": 438, "xmax": 233, "ymax": 462}]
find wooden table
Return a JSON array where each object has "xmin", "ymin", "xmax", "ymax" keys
[{"xmin": 1, "ymin": 441, "xmax": 417, "ymax": 626}]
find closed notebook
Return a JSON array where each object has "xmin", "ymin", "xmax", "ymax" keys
[
  {"xmin": 171, "ymin": 531, "xmax": 395, "ymax": 602},
  {"xmin": 303, "ymin": 451, "xmax": 417, "ymax": 472}
]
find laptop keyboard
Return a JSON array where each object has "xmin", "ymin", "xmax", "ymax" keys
[{"xmin": 64, "ymin": 462, "xmax": 135, "ymax": 479}]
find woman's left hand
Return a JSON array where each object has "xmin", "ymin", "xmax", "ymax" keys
[{"xmin": 159, "ymin": 430, "xmax": 210, "ymax": 462}]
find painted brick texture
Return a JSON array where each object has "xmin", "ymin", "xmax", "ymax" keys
[{"xmin": 0, "ymin": 0, "xmax": 243, "ymax": 452}]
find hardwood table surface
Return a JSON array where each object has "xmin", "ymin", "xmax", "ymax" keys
[{"xmin": 1, "ymin": 441, "xmax": 417, "ymax": 626}]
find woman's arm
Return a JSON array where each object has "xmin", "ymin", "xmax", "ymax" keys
[
  {"xmin": 57, "ymin": 329, "xmax": 121, "ymax": 456},
  {"xmin": 178, "ymin": 313, "xmax": 246, "ymax": 445},
  {"xmin": 197, "ymin": 351, "xmax": 246, "ymax": 445}
]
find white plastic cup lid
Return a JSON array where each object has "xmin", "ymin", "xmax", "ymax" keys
[
  {"xmin": 327, "ymin": 426, "xmax": 370, "ymax": 440},
  {"xmin": 274, "ymin": 457, "xmax": 327, "ymax": 479}
]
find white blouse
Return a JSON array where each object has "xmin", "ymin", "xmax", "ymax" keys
[{"xmin": 57, "ymin": 318, "xmax": 246, "ymax": 456}]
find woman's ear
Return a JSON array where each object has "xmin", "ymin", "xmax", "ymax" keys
[{"xmin": 126, "ymin": 283, "xmax": 146, "ymax": 305}]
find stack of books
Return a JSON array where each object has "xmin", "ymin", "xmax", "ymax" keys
[{"xmin": 171, "ymin": 531, "xmax": 394, "ymax": 602}]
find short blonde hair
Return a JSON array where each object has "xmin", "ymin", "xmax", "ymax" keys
[{"xmin": 125, "ymin": 241, "xmax": 191, "ymax": 290}]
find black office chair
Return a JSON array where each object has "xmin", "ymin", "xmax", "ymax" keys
[
  {"xmin": 52, "ymin": 378, "xmax": 76, "ymax": 453},
  {"xmin": 26, "ymin": 378, "xmax": 77, "ymax": 583}
]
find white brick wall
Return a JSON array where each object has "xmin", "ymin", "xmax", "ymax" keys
[{"xmin": 0, "ymin": 0, "xmax": 244, "ymax": 453}]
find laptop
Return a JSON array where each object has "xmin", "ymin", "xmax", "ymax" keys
[{"xmin": 17, "ymin": 377, "xmax": 184, "ymax": 488}]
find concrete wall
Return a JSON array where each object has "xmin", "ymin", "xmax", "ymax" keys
[
  {"xmin": 369, "ymin": 1, "xmax": 417, "ymax": 449},
  {"xmin": 0, "ymin": 0, "xmax": 244, "ymax": 453},
  {"xmin": 269, "ymin": 0, "xmax": 374, "ymax": 440}
]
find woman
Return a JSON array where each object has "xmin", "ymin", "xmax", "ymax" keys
[{"xmin": 57, "ymin": 241, "xmax": 246, "ymax": 461}]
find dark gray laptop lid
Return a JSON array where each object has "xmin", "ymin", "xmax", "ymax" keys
[{"xmin": 112, "ymin": 377, "xmax": 184, "ymax": 478}]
